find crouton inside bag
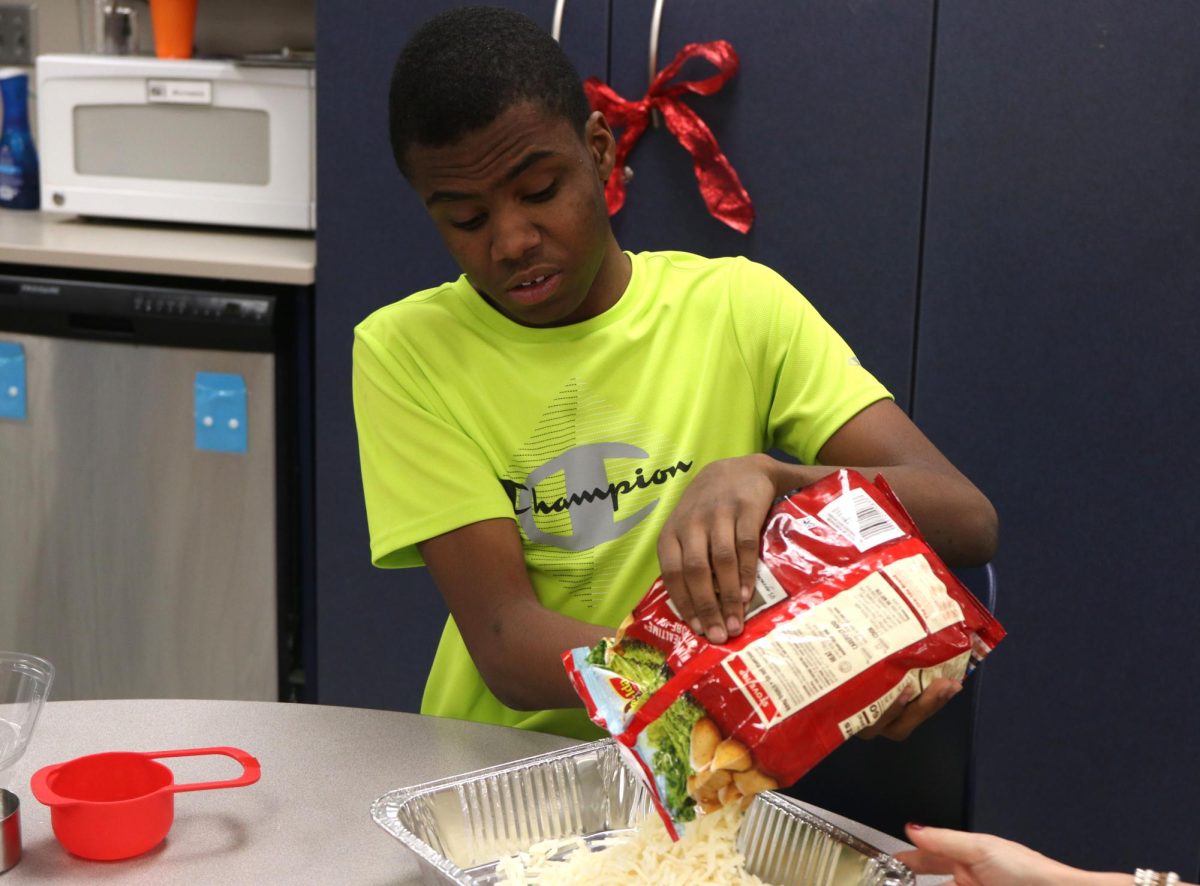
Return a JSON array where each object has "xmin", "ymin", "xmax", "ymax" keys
[{"xmin": 563, "ymin": 469, "xmax": 1006, "ymax": 838}]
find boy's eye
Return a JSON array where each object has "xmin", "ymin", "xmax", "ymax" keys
[
  {"xmin": 450, "ymin": 214, "xmax": 486, "ymax": 231},
  {"xmin": 525, "ymin": 181, "xmax": 558, "ymax": 203}
]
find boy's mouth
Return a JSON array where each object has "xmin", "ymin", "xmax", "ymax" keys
[{"xmin": 507, "ymin": 271, "xmax": 561, "ymax": 306}]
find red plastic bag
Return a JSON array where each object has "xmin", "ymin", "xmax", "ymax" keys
[{"xmin": 563, "ymin": 469, "xmax": 1005, "ymax": 838}]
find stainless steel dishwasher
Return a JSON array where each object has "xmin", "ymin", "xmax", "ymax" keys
[{"xmin": 0, "ymin": 268, "xmax": 309, "ymax": 701}]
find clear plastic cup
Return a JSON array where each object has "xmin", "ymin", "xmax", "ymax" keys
[
  {"xmin": 0, "ymin": 652, "xmax": 55, "ymax": 777},
  {"xmin": 0, "ymin": 653, "xmax": 53, "ymax": 873}
]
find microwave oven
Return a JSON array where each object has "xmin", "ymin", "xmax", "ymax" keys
[{"xmin": 36, "ymin": 54, "xmax": 315, "ymax": 231}]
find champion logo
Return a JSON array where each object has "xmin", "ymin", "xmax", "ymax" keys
[
  {"xmin": 502, "ymin": 442, "xmax": 693, "ymax": 552},
  {"xmin": 507, "ymin": 461, "xmax": 693, "ymax": 516}
]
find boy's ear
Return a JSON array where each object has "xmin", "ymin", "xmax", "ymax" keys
[{"xmin": 585, "ymin": 111, "xmax": 617, "ymax": 182}]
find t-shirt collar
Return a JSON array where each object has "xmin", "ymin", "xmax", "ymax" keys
[{"xmin": 456, "ymin": 251, "xmax": 642, "ymax": 342}]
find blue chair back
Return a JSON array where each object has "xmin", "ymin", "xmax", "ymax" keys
[{"xmin": 779, "ymin": 562, "xmax": 997, "ymax": 838}]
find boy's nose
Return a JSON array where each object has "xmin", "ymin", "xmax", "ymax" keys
[{"xmin": 490, "ymin": 207, "xmax": 541, "ymax": 263}]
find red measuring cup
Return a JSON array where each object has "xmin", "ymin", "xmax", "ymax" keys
[{"xmin": 30, "ymin": 747, "xmax": 260, "ymax": 861}]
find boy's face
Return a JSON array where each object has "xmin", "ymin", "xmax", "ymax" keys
[{"xmin": 407, "ymin": 103, "xmax": 626, "ymax": 327}]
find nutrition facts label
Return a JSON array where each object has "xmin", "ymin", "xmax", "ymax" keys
[
  {"xmin": 882, "ymin": 554, "xmax": 964, "ymax": 635},
  {"xmin": 837, "ymin": 650, "xmax": 972, "ymax": 738},
  {"xmin": 722, "ymin": 572, "xmax": 927, "ymax": 727}
]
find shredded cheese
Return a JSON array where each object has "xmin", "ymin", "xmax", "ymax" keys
[{"xmin": 493, "ymin": 805, "xmax": 765, "ymax": 885}]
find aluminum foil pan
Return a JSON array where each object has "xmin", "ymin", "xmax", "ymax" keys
[{"xmin": 372, "ymin": 739, "xmax": 913, "ymax": 885}]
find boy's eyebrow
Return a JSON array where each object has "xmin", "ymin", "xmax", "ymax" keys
[{"xmin": 424, "ymin": 149, "xmax": 558, "ymax": 207}]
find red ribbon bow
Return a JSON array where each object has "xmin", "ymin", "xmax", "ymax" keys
[{"xmin": 584, "ymin": 40, "xmax": 754, "ymax": 234}]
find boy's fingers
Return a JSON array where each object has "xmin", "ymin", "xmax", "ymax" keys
[
  {"xmin": 680, "ymin": 528, "xmax": 726, "ymax": 644},
  {"xmin": 878, "ymin": 679, "xmax": 961, "ymax": 741},
  {"xmin": 858, "ymin": 685, "xmax": 916, "ymax": 739},
  {"xmin": 708, "ymin": 520, "xmax": 744, "ymax": 637},
  {"xmin": 735, "ymin": 515, "xmax": 760, "ymax": 605},
  {"xmin": 657, "ymin": 534, "xmax": 699, "ymax": 630}
]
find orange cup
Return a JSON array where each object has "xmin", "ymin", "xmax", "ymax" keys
[{"xmin": 149, "ymin": 0, "xmax": 198, "ymax": 59}]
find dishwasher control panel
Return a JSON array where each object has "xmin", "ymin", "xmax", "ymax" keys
[
  {"xmin": 0, "ymin": 274, "xmax": 284, "ymax": 352},
  {"xmin": 131, "ymin": 293, "xmax": 273, "ymax": 323}
]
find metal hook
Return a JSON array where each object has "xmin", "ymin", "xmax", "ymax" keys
[
  {"xmin": 551, "ymin": 0, "xmax": 566, "ymax": 42},
  {"xmin": 649, "ymin": 0, "xmax": 665, "ymax": 128}
]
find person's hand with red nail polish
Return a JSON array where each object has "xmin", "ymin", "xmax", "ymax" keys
[{"xmin": 896, "ymin": 824, "xmax": 1191, "ymax": 886}]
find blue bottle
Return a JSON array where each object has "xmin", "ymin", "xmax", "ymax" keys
[{"xmin": 0, "ymin": 69, "xmax": 40, "ymax": 210}]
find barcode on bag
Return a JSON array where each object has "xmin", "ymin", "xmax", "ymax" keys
[{"xmin": 818, "ymin": 487, "xmax": 905, "ymax": 552}]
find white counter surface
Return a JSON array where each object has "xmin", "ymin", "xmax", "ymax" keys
[{"xmin": 0, "ymin": 211, "xmax": 315, "ymax": 285}]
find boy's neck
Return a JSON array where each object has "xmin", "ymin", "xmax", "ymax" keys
[{"xmin": 585, "ymin": 236, "xmax": 633, "ymax": 320}]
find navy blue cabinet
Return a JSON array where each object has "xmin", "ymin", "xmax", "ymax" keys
[
  {"xmin": 915, "ymin": 1, "xmax": 1200, "ymax": 876},
  {"xmin": 606, "ymin": 0, "xmax": 933, "ymax": 408}
]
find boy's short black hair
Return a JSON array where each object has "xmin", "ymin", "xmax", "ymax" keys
[{"xmin": 388, "ymin": 5, "xmax": 592, "ymax": 177}]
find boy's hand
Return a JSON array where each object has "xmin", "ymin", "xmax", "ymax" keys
[
  {"xmin": 656, "ymin": 454, "xmax": 789, "ymax": 644},
  {"xmin": 858, "ymin": 677, "xmax": 962, "ymax": 741}
]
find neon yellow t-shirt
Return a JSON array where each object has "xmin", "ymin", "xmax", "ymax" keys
[{"xmin": 352, "ymin": 251, "xmax": 891, "ymax": 739}]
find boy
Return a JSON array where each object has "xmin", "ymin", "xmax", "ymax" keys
[{"xmin": 353, "ymin": 6, "xmax": 998, "ymax": 741}]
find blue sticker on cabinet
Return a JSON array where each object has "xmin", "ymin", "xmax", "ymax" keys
[
  {"xmin": 0, "ymin": 342, "xmax": 27, "ymax": 421},
  {"xmin": 194, "ymin": 372, "xmax": 248, "ymax": 453}
]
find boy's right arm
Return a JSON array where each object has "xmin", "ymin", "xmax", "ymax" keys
[{"xmin": 418, "ymin": 517, "xmax": 609, "ymax": 711}]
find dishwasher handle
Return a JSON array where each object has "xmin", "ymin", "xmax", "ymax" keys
[{"xmin": 68, "ymin": 312, "xmax": 136, "ymax": 338}]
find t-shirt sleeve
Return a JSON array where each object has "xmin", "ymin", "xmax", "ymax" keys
[
  {"xmin": 352, "ymin": 322, "xmax": 514, "ymax": 568},
  {"xmin": 728, "ymin": 258, "xmax": 893, "ymax": 465}
]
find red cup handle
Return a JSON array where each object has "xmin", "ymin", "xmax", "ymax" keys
[
  {"xmin": 30, "ymin": 762, "xmax": 68, "ymax": 807},
  {"xmin": 143, "ymin": 747, "xmax": 261, "ymax": 793}
]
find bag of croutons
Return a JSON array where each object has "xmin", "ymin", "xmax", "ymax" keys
[{"xmin": 563, "ymin": 469, "xmax": 1005, "ymax": 839}]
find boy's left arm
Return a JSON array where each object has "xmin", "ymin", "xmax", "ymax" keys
[
  {"xmin": 656, "ymin": 397, "xmax": 997, "ymax": 740},
  {"xmin": 805, "ymin": 397, "xmax": 999, "ymax": 565}
]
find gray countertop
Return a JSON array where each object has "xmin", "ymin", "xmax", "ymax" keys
[
  {"xmin": 0, "ymin": 212, "xmax": 315, "ymax": 285},
  {"xmin": 0, "ymin": 699, "xmax": 942, "ymax": 885}
]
